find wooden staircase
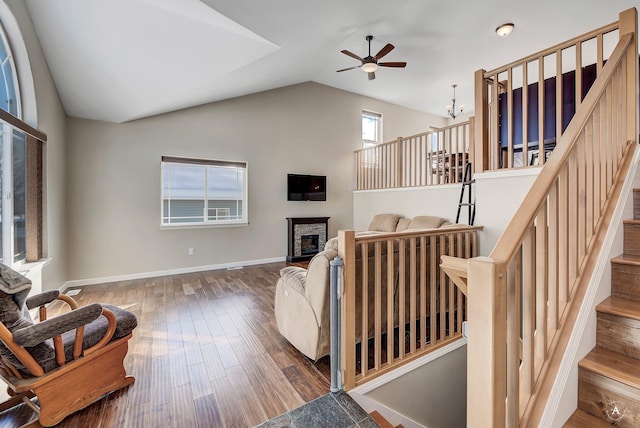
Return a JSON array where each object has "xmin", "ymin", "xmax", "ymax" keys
[
  {"xmin": 565, "ymin": 188, "xmax": 640, "ymax": 427},
  {"xmin": 370, "ymin": 410, "xmax": 404, "ymax": 428}
]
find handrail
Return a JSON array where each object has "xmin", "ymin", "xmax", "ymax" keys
[
  {"xmin": 475, "ymin": 15, "xmax": 622, "ymax": 173},
  {"xmin": 485, "ymin": 21, "xmax": 618, "ymax": 76},
  {"xmin": 490, "ymin": 33, "xmax": 632, "ymax": 263},
  {"xmin": 465, "ymin": 8, "xmax": 637, "ymax": 427}
]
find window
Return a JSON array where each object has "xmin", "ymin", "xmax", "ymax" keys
[
  {"xmin": 362, "ymin": 110, "xmax": 382, "ymax": 148},
  {"xmin": 0, "ymin": 23, "xmax": 19, "ymax": 117},
  {"xmin": 0, "ymin": 21, "xmax": 41, "ymax": 266},
  {"xmin": 161, "ymin": 156, "xmax": 248, "ymax": 226}
]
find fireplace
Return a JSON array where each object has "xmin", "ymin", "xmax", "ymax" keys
[
  {"xmin": 300, "ymin": 234, "xmax": 319, "ymax": 255},
  {"xmin": 286, "ymin": 217, "xmax": 330, "ymax": 262}
]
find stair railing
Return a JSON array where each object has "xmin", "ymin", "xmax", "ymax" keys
[
  {"xmin": 355, "ymin": 121, "xmax": 471, "ymax": 190},
  {"xmin": 337, "ymin": 225, "xmax": 482, "ymax": 390},
  {"xmin": 474, "ymin": 13, "xmax": 624, "ymax": 173},
  {"xmin": 465, "ymin": 8, "xmax": 637, "ymax": 427}
]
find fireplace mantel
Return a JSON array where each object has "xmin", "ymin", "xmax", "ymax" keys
[{"xmin": 286, "ymin": 217, "xmax": 330, "ymax": 262}]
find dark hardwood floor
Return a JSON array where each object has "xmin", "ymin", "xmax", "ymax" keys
[{"xmin": 0, "ymin": 262, "xmax": 330, "ymax": 427}]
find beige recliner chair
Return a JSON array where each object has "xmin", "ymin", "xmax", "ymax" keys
[
  {"xmin": 274, "ymin": 214, "xmax": 454, "ymax": 361},
  {"xmin": 274, "ymin": 248, "xmax": 337, "ymax": 361}
]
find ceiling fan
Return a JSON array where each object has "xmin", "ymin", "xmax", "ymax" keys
[{"xmin": 337, "ymin": 35, "xmax": 407, "ymax": 80}]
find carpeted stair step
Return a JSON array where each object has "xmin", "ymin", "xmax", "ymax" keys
[
  {"xmin": 577, "ymin": 347, "xmax": 640, "ymax": 425},
  {"xmin": 612, "ymin": 254, "xmax": 640, "ymax": 301}
]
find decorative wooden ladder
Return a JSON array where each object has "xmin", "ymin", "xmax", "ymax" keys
[{"xmin": 565, "ymin": 188, "xmax": 640, "ymax": 426}]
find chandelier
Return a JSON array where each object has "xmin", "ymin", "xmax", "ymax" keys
[{"xmin": 446, "ymin": 84, "xmax": 464, "ymax": 119}]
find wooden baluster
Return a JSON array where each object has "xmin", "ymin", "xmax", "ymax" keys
[
  {"xmin": 386, "ymin": 240, "xmax": 394, "ymax": 366},
  {"xmin": 374, "ymin": 242, "xmax": 382, "ymax": 371},
  {"xmin": 361, "ymin": 242, "xmax": 369, "ymax": 378}
]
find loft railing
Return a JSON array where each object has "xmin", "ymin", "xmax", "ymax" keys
[
  {"xmin": 355, "ymin": 121, "xmax": 471, "ymax": 190},
  {"xmin": 337, "ymin": 225, "xmax": 482, "ymax": 389},
  {"xmin": 460, "ymin": 8, "xmax": 637, "ymax": 427},
  {"xmin": 474, "ymin": 14, "xmax": 624, "ymax": 172}
]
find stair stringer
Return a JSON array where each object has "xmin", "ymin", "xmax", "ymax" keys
[{"xmin": 541, "ymin": 148, "xmax": 640, "ymax": 427}]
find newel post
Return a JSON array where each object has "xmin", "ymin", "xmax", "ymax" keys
[
  {"xmin": 338, "ymin": 230, "xmax": 356, "ymax": 390},
  {"xmin": 619, "ymin": 7, "xmax": 638, "ymax": 144},
  {"xmin": 467, "ymin": 256, "xmax": 507, "ymax": 428},
  {"xmin": 474, "ymin": 69, "xmax": 489, "ymax": 174}
]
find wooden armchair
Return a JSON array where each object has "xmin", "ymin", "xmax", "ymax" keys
[{"xmin": 0, "ymin": 264, "xmax": 137, "ymax": 427}]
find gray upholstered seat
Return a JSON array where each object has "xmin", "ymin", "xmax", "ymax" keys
[{"xmin": 0, "ymin": 263, "xmax": 138, "ymax": 427}]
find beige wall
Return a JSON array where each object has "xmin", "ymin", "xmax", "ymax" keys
[
  {"xmin": 353, "ymin": 168, "xmax": 540, "ymax": 255},
  {"xmin": 366, "ymin": 345, "xmax": 467, "ymax": 427},
  {"xmin": 66, "ymin": 82, "xmax": 445, "ymax": 281},
  {"xmin": 5, "ymin": 0, "xmax": 68, "ymax": 291}
]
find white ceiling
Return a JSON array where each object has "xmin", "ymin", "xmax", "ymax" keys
[{"xmin": 24, "ymin": 0, "xmax": 640, "ymax": 123}]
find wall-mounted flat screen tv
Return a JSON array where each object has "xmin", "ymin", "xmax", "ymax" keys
[{"xmin": 287, "ymin": 174, "xmax": 326, "ymax": 201}]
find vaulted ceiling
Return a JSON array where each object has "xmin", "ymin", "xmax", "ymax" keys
[{"xmin": 24, "ymin": 0, "xmax": 640, "ymax": 123}]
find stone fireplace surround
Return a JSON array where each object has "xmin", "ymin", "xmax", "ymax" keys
[{"xmin": 286, "ymin": 217, "xmax": 330, "ymax": 262}]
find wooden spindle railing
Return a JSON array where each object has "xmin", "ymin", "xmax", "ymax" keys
[
  {"xmin": 338, "ymin": 225, "xmax": 482, "ymax": 389},
  {"xmin": 461, "ymin": 8, "xmax": 637, "ymax": 427},
  {"xmin": 355, "ymin": 121, "xmax": 471, "ymax": 190},
  {"xmin": 474, "ymin": 14, "xmax": 624, "ymax": 173}
]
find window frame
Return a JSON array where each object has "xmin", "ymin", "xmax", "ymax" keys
[
  {"xmin": 0, "ymin": 20, "xmax": 43, "ymax": 267},
  {"xmin": 362, "ymin": 110, "xmax": 382, "ymax": 148},
  {"xmin": 161, "ymin": 156, "xmax": 248, "ymax": 228}
]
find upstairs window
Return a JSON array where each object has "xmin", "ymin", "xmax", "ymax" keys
[
  {"xmin": 161, "ymin": 156, "xmax": 248, "ymax": 227},
  {"xmin": 362, "ymin": 110, "xmax": 382, "ymax": 148}
]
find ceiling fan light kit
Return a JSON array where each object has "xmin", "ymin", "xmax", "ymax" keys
[
  {"xmin": 361, "ymin": 62, "xmax": 378, "ymax": 73},
  {"xmin": 337, "ymin": 34, "xmax": 406, "ymax": 80}
]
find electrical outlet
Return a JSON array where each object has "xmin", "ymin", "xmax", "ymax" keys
[{"xmin": 188, "ymin": 247, "xmax": 194, "ymax": 256}]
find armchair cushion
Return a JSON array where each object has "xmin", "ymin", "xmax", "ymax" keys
[
  {"xmin": 13, "ymin": 304, "xmax": 103, "ymax": 347},
  {"xmin": 36, "ymin": 304, "xmax": 136, "ymax": 374},
  {"xmin": 26, "ymin": 290, "xmax": 60, "ymax": 310},
  {"xmin": 407, "ymin": 215, "xmax": 448, "ymax": 230},
  {"xmin": 368, "ymin": 214, "xmax": 401, "ymax": 232},
  {"xmin": 279, "ymin": 267, "xmax": 307, "ymax": 295},
  {"xmin": 396, "ymin": 217, "xmax": 411, "ymax": 232}
]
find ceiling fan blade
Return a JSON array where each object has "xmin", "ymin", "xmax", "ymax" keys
[
  {"xmin": 368, "ymin": 72, "xmax": 375, "ymax": 81},
  {"xmin": 336, "ymin": 66, "xmax": 360, "ymax": 72},
  {"xmin": 341, "ymin": 49, "xmax": 364, "ymax": 62},
  {"xmin": 378, "ymin": 61, "xmax": 407, "ymax": 68},
  {"xmin": 374, "ymin": 43, "xmax": 394, "ymax": 60}
]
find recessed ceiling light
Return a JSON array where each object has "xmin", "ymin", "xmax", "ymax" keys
[{"xmin": 496, "ymin": 23, "xmax": 515, "ymax": 37}]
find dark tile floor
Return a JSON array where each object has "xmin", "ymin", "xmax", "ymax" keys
[{"xmin": 255, "ymin": 391, "xmax": 380, "ymax": 428}]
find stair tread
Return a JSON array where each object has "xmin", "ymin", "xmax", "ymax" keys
[
  {"xmin": 579, "ymin": 347, "xmax": 640, "ymax": 390},
  {"xmin": 611, "ymin": 253, "xmax": 640, "ymax": 266},
  {"xmin": 370, "ymin": 411, "xmax": 403, "ymax": 428},
  {"xmin": 563, "ymin": 409, "xmax": 612, "ymax": 427},
  {"xmin": 596, "ymin": 296, "xmax": 640, "ymax": 321}
]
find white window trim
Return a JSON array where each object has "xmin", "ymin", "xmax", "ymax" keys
[
  {"xmin": 161, "ymin": 156, "xmax": 248, "ymax": 229},
  {"xmin": 362, "ymin": 110, "xmax": 382, "ymax": 148}
]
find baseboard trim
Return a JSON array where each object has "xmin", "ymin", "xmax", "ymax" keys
[{"xmin": 60, "ymin": 256, "xmax": 286, "ymax": 292}]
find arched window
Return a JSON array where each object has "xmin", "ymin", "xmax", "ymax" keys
[
  {"xmin": 0, "ymin": 23, "xmax": 19, "ymax": 117},
  {"xmin": 0, "ymin": 14, "xmax": 44, "ymax": 266}
]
